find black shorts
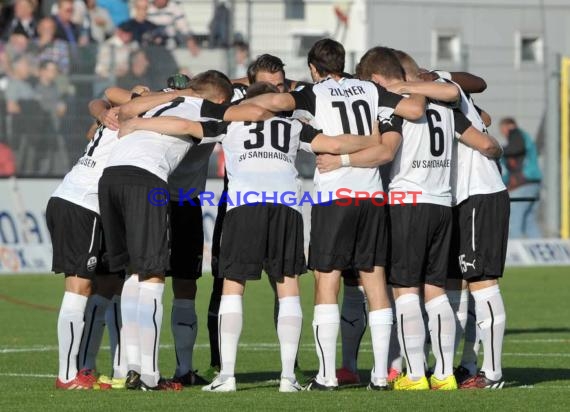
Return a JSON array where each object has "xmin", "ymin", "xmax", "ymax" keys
[
  {"xmin": 219, "ymin": 203, "xmax": 306, "ymax": 281},
  {"xmin": 46, "ymin": 197, "xmax": 102, "ymax": 279},
  {"xmin": 389, "ymin": 203, "xmax": 452, "ymax": 288},
  {"xmin": 447, "ymin": 205, "xmax": 463, "ymax": 280},
  {"xmin": 308, "ymin": 199, "xmax": 388, "ymax": 272},
  {"xmin": 454, "ymin": 190, "xmax": 510, "ymax": 281},
  {"xmin": 167, "ymin": 199, "xmax": 203, "ymax": 279},
  {"xmin": 98, "ymin": 166, "xmax": 170, "ymax": 278}
]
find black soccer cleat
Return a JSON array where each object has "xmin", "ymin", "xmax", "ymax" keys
[
  {"xmin": 454, "ymin": 365, "xmax": 475, "ymax": 386},
  {"xmin": 367, "ymin": 380, "xmax": 389, "ymax": 391},
  {"xmin": 460, "ymin": 371, "xmax": 505, "ymax": 389},
  {"xmin": 140, "ymin": 378, "xmax": 183, "ymax": 391},
  {"xmin": 172, "ymin": 370, "xmax": 209, "ymax": 386},
  {"xmin": 304, "ymin": 377, "xmax": 338, "ymax": 391},
  {"xmin": 125, "ymin": 370, "xmax": 141, "ymax": 390}
]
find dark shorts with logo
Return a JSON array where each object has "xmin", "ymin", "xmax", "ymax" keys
[{"xmin": 46, "ymin": 197, "xmax": 102, "ymax": 279}]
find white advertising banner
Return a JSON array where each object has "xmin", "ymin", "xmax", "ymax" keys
[{"xmin": 2, "ymin": 178, "xmax": 568, "ymax": 274}]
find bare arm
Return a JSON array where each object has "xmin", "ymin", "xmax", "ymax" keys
[
  {"xmin": 458, "ymin": 126, "xmax": 503, "ymax": 158},
  {"xmin": 223, "ymin": 102, "xmax": 274, "ymax": 122},
  {"xmin": 85, "ymin": 122, "xmax": 98, "ymax": 141},
  {"xmin": 450, "ymin": 72, "xmax": 487, "ymax": 93},
  {"xmin": 118, "ymin": 116, "xmax": 204, "ymax": 139},
  {"xmin": 243, "ymin": 92, "xmax": 296, "ymax": 112},
  {"xmin": 88, "ymin": 99, "xmax": 120, "ymax": 130},
  {"xmin": 393, "ymin": 94, "xmax": 425, "ymax": 120},
  {"xmin": 311, "ymin": 121, "xmax": 381, "ymax": 154},
  {"xmin": 118, "ymin": 91, "xmax": 178, "ymax": 121},
  {"xmin": 317, "ymin": 131, "xmax": 402, "ymax": 172},
  {"xmin": 388, "ymin": 81, "xmax": 460, "ymax": 103}
]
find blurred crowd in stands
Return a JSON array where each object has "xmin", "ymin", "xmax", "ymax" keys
[{"xmin": 0, "ymin": 0, "xmax": 244, "ymax": 176}]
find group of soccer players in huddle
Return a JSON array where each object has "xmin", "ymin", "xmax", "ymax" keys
[{"xmin": 47, "ymin": 38, "xmax": 509, "ymax": 392}]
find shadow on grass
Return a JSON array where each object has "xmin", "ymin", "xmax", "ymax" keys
[
  {"xmin": 504, "ymin": 367, "xmax": 570, "ymax": 386},
  {"xmin": 506, "ymin": 328, "xmax": 570, "ymax": 335}
]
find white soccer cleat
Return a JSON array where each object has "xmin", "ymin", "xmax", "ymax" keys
[
  {"xmin": 201, "ymin": 375, "xmax": 236, "ymax": 392},
  {"xmin": 279, "ymin": 377, "xmax": 303, "ymax": 392}
]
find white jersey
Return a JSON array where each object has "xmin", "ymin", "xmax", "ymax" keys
[
  {"xmin": 450, "ymin": 81, "xmax": 505, "ymax": 204},
  {"xmin": 200, "ymin": 117, "xmax": 320, "ymax": 213},
  {"xmin": 105, "ymin": 96, "xmax": 221, "ymax": 182},
  {"xmin": 52, "ymin": 125, "xmax": 118, "ymax": 214},
  {"xmin": 389, "ymin": 101, "xmax": 457, "ymax": 207},
  {"xmin": 290, "ymin": 77, "xmax": 403, "ymax": 200}
]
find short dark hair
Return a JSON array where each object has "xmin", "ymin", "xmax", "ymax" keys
[
  {"xmin": 246, "ymin": 81, "xmax": 279, "ymax": 99},
  {"xmin": 499, "ymin": 117, "xmax": 517, "ymax": 127},
  {"xmin": 357, "ymin": 47, "xmax": 405, "ymax": 81},
  {"xmin": 307, "ymin": 38, "xmax": 345, "ymax": 76},
  {"xmin": 189, "ymin": 70, "xmax": 234, "ymax": 103},
  {"xmin": 247, "ymin": 54, "xmax": 285, "ymax": 84}
]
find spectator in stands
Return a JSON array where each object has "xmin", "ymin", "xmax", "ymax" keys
[
  {"xmin": 50, "ymin": 0, "xmax": 87, "ymax": 27},
  {"xmin": 84, "ymin": 0, "xmax": 114, "ymax": 43},
  {"xmin": 34, "ymin": 16, "xmax": 70, "ymax": 74},
  {"xmin": 147, "ymin": 0, "xmax": 200, "ymax": 55},
  {"xmin": 1, "ymin": 0, "xmax": 38, "ymax": 41},
  {"xmin": 125, "ymin": 0, "xmax": 158, "ymax": 45},
  {"xmin": 97, "ymin": 0, "xmax": 130, "ymax": 27},
  {"xmin": 0, "ymin": 33, "xmax": 31, "ymax": 77},
  {"xmin": 234, "ymin": 40, "xmax": 249, "ymax": 77},
  {"xmin": 117, "ymin": 49, "xmax": 154, "ymax": 91},
  {"xmin": 209, "ymin": 0, "xmax": 230, "ymax": 48},
  {"xmin": 500, "ymin": 117, "xmax": 543, "ymax": 238},
  {"xmin": 35, "ymin": 60, "xmax": 67, "ymax": 128},
  {"xmin": 5, "ymin": 55, "xmax": 36, "ymax": 115},
  {"xmin": 0, "ymin": 142, "xmax": 16, "ymax": 177},
  {"xmin": 52, "ymin": 0, "xmax": 88, "ymax": 53},
  {"xmin": 94, "ymin": 21, "xmax": 138, "ymax": 95}
]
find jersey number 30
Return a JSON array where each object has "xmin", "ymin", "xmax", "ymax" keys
[{"xmin": 244, "ymin": 120, "xmax": 291, "ymax": 153}]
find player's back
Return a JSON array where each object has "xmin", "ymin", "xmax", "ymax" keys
[
  {"xmin": 106, "ymin": 96, "xmax": 211, "ymax": 182},
  {"xmin": 294, "ymin": 77, "xmax": 386, "ymax": 198},
  {"xmin": 390, "ymin": 101, "xmax": 454, "ymax": 206},
  {"xmin": 52, "ymin": 125, "xmax": 118, "ymax": 213}
]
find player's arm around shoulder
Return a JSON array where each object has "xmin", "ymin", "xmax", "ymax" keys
[
  {"xmin": 388, "ymin": 80, "xmax": 460, "ymax": 104},
  {"xmin": 454, "ymin": 109, "xmax": 502, "ymax": 158},
  {"xmin": 243, "ymin": 91, "xmax": 296, "ymax": 113},
  {"xmin": 118, "ymin": 116, "xmax": 203, "ymax": 138},
  {"xmin": 310, "ymin": 120, "xmax": 381, "ymax": 154},
  {"xmin": 118, "ymin": 90, "xmax": 179, "ymax": 121}
]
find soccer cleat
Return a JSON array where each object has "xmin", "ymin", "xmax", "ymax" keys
[
  {"xmin": 202, "ymin": 375, "xmax": 236, "ymax": 392},
  {"xmin": 454, "ymin": 365, "xmax": 474, "ymax": 386},
  {"xmin": 387, "ymin": 368, "xmax": 401, "ymax": 384},
  {"xmin": 125, "ymin": 370, "xmax": 141, "ymax": 390},
  {"xmin": 304, "ymin": 376, "xmax": 338, "ymax": 391},
  {"xmin": 367, "ymin": 377, "xmax": 389, "ymax": 391},
  {"xmin": 203, "ymin": 366, "xmax": 220, "ymax": 383},
  {"xmin": 279, "ymin": 377, "xmax": 303, "ymax": 392},
  {"xmin": 460, "ymin": 371, "xmax": 505, "ymax": 389},
  {"xmin": 140, "ymin": 378, "xmax": 183, "ymax": 391},
  {"xmin": 336, "ymin": 367, "xmax": 360, "ymax": 384},
  {"xmin": 96, "ymin": 375, "xmax": 126, "ymax": 390},
  {"xmin": 393, "ymin": 374, "xmax": 430, "ymax": 390},
  {"xmin": 55, "ymin": 369, "xmax": 97, "ymax": 390},
  {"xmin": 430, "ymin": 374, "xmax": 458, "ymax": 390},
  {"xmin": 172, "ymin": 370, "xmax": 209, "ymax": 386}
]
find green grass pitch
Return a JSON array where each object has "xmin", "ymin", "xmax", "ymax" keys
[{"xmin": 1, "ymin": 267, "xmax": 569, "ymax": 411}]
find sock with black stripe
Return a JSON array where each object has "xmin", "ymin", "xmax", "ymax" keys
[
  {"xmin": 57, "ymin": 292, "xmax": 88, "ymax": 383},
  {"xmin": 472, "ymin": 285, "xmax": 506, "ymax": 381},
  {"xmin": 313, "ymin": 304, "xmax": 340, "ymax": 385},
  {"xmin": 395, "ymin": 294, "xmax": 425, "ymax": 380},
  {"xmin": 106, "ymin": 295, "xmax": 127, "ymax": 379},
  {"xmin": 138, "ymin": 281, "xmax": 164, "ymax": 387},
  {"xmin": 426, "ymin": 294, "xmax": 456, "ymax": 380},
  {"xmin": 78, "ymin": 294, "xmax": 110, "ymax": 371}
]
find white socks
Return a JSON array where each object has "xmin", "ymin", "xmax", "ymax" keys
[
  {"xmin": 369, "ymin": 308, "xmax": 392, "ymax": 381},
  {"xmin": 447, "ymin": 288, "xmax": 469, "ymax": 354},
  {"xmin": 472, "ymin": 285, "xmax": 506, "ymax": 381},
  {"xmin": 425, "ymin": 294, "xmax": 456, "ymax": 380},
  {"xmin": 138, "ymin": 282, "xmax": 164, "ymax": 387},
  {"xmin": 395, "ymin": 294, "xmax": 425, "ymax": 380},
  {"xmin": 172, "ymin": 299, "xmax": 198, "ymax": 377},
  {"xmin": 57, "ymin": 291, "xmax": 88, "ymax": 382},
  {"xmin": 340, "ymin": 285, "xmax": 367, "ymax": 373},
  {"xmin": 78, "ymin": 294, "xmax": 110, "ymax": 371},
  {"xmin": 121, "ymin": 275, "xmax": 140, "ymax": 373},
  {"xmin": 106, "ymin": 294, "xmax": 127, "ymax": 379},
  {"xmin": 277, "ymin": 296, "xmax": 303, "ymax": 380},
  {"xmin": 218, "ymin": 295, "xmax": 243, "ymax": 379},
  {"xmin": 313, "ymin": 304, "xmax": 340, "ymax": 385}
]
